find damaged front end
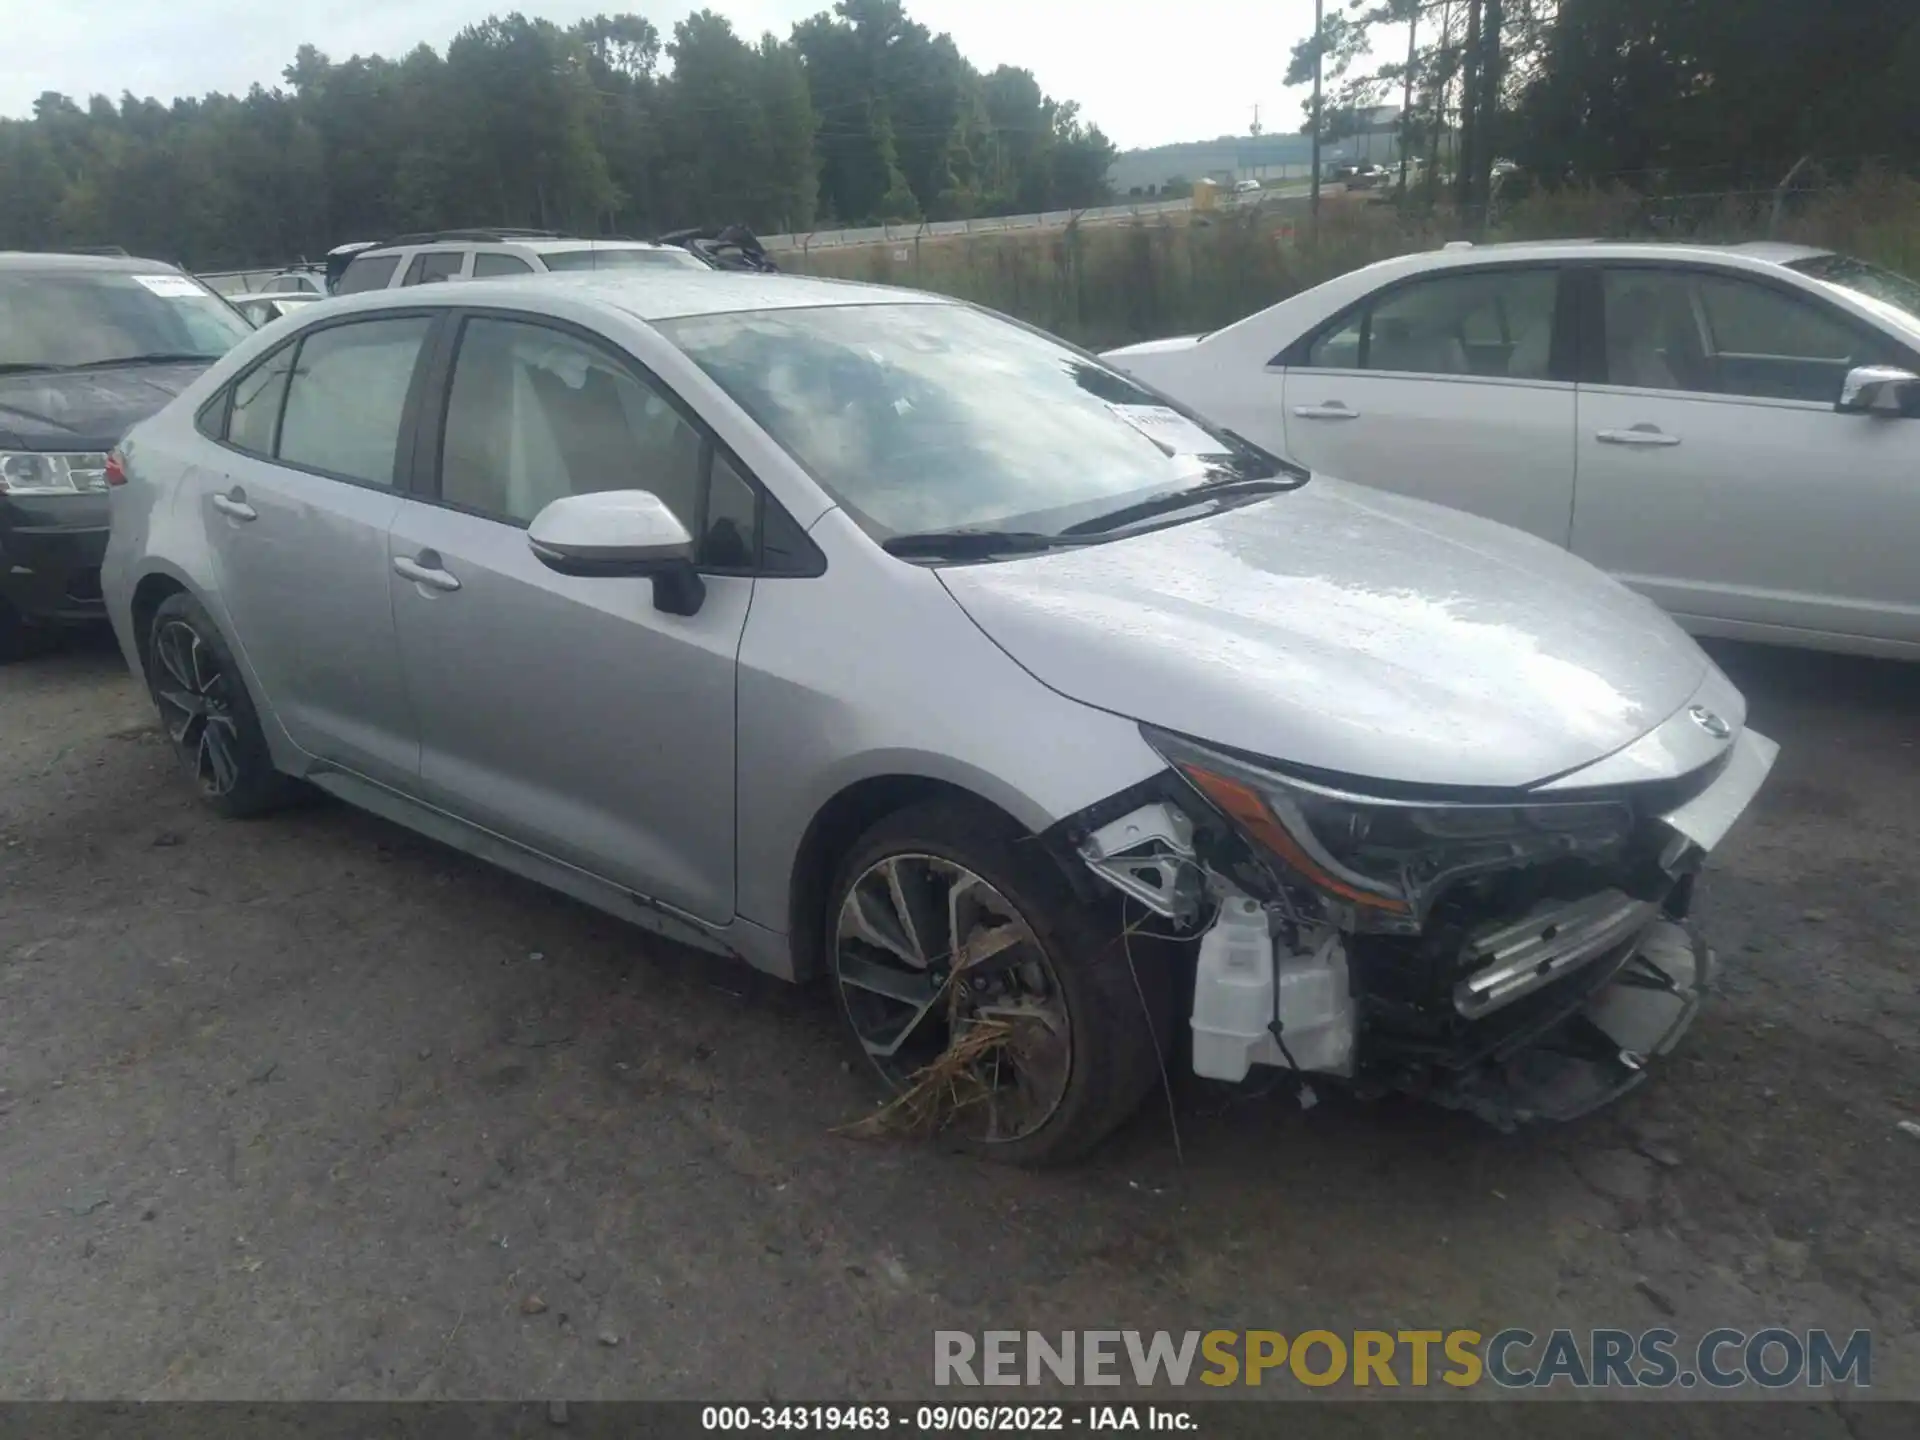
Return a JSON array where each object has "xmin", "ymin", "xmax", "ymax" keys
[{"xmin": 1069, "ymin": 712, "xmax": 1778, "ymax": 1128}]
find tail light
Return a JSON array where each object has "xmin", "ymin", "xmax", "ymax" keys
[{"xmin": 104, "ymin": 449, "xmax": 127, "ymax": 487}]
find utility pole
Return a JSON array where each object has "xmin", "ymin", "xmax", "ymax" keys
[
  {"xmin": 1310, "ymin": 0, "xmax": 1323, "ymax": 239},
  {"xmin": 1397, "ymin": 1, "xmax": 1418, "ymax": 199},
  {"xmin": 1251, "ymin": 103, "xmax": 1262, "ymax": 137}
]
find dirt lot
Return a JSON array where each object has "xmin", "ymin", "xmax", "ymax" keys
[{"xmin": 2, "ymin": 631, "xmax": 1916, "ymax": 1415}]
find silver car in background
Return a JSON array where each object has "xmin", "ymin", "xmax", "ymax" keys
[{"xmin": 102, "ymin": 273, "xmax": 1776, "ymax": 1163}]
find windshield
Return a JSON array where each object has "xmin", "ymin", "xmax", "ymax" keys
[
  {"xmin": 0, "ymin": 269, "xmax": 251, "ymax": 371},
  {"xmin": 1788, "ymin": 254, "xmax": 1920, "ymax": 323},
  {"xmin": 542, "ymin": 247, "xmax": 710, "ymax": 273},
  {"xmin": 658, "ymin": 302, "xmax": 1288, "ymax": 539}
]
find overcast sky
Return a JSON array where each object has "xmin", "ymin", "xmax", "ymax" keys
[{"xmin": 2, "ymin": 1, "xmax": 1377, "ymax": 152}]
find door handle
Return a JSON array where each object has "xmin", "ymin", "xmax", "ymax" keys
[
  {"xmin": 393, "ymin": 552, "xmax": 461, "ymax": 592},
  {"xmin": 1292, "ymin": 402, "xmax": 1360, "ymax": 420},
  {"xmin": 1596, "ymin": 425, "xmax": 1681, "ymax": 447},
  {"xmin": 212, "ymin": 489, "xmax": 256, "ymax": 521}
]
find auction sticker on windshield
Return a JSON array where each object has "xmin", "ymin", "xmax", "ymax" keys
[
  {"xmin": 1108, "ymin": 403, "xmax": 1231, "ymax": 456},
  {"xmin": 132, "ymin": 274, "xmax": 207, "ymax": 298}
]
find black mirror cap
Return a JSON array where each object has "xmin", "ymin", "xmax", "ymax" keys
[{"xmin": 529, "ymin": 544, "xmax": 706, "ymax": 615}]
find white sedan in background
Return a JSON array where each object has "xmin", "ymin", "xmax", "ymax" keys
[{"xmin": 1104, "ymin": 241, "xmax": 1920, "ymax": 658}]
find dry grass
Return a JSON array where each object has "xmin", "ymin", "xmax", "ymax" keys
[
  {"xmin": 785, "ymin": 174, "xmax": 1920, "ymax": 349},
  {"xmin": 837, "ymin": 1017, "xmax": 1015, "ymax": 1141}
]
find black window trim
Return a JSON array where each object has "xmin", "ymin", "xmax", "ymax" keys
[
  {"xmin": 407, "ymin": 306, "xmax": 825, "ymax": 579},
  {"xmin": 1275, "ymin": 260, "xmax": 1581, "ymax": 385},
  {"xmin": 1571, "ymin": 257, "xmax": 1920, "ymax": 392},
  {"xmin": 203, "ymin": 308, "xmax": 448, "ymax": 494}
]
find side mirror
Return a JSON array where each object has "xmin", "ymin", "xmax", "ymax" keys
[
  {"xmin": 1837, "ymin": 364, "xmax": 1920, "ymax": 417},
  {"xmin": 527, "ymin": 490, "xmax": 706, "ymax": 616}
]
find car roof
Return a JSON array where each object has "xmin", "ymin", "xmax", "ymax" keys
[
  {"xmin": 356, "ymin": 237, "xmax": 693, "ymax": 258},
  {"xmin": 316, "ymin": 269, "xmax": 947, "ymax": 323},
  {"xmin": 0, "ymin": 250, "xmax": 184, "ymax": 273},
  {"xmin": 1378, "ymin": 238, "xmax": 1833, "ymax": 267}
]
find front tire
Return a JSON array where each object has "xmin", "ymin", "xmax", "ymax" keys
[
  {"xmin": 145, "ymin": 592, "xmax": 296, "ymax": 818},
  {"xmin": 827, "ymin": 799, "xmax": 1171, "ymax": 1166}
]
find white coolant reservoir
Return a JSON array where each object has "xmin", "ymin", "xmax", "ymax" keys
[
  {"xmin": 1190, "ymin": 895, "xmax": 1275, "ymax": 1082},
  {"xmin": 1274, "ymin": 933, "xmax": 1355, "ymax": 1077}
]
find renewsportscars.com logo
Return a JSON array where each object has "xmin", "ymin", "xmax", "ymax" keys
[{"xmin": 933, "ymin": 1328, "xmax": 1872, "ymax": 1391}]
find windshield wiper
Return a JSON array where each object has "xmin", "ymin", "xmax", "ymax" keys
[
  {"xmin": 1059, "ymin": 475, "xmax": 1297, "ymax": 537},
  {"xmin": 881, "ymin": 528, "xmax": 1086, "ymax": 560},
  {"xmin": 64, "ymin": 353, "xmax": 222, "ymax": 371}
]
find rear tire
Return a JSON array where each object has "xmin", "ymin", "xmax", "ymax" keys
[
  {"xmin": 145, "ymin": 592, "xmax": 297, "ymax": 818},
  {"xmin": 826, "ymin": 798, "xmax": 1173, "ymax": 1167}
]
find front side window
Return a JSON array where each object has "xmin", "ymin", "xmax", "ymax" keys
[
  {"xmin": 402, "ymin": 251, "xmax": 464, "ymax": 287},
  {"xmin": 1307, "ymin": 269, "xmax": 1559, "ymax": 380},
  {"xmin": 276, "ymin": 317, "xmax": 432, "ymax": 485},
  {"xmin": 439, "ymin": 318, "xmax": 706, "ymax": 534},
  {"xmin": 659, "ymin": 302, "xmax": 1285, "ymax": 541},
  {"xmin": 227, "ymin": 344, "xmax": 295, "ymax": 456},
  {"xmin": 1602, "ymin": 269, "xmax": 1882, "ymax": 402},
  {"xmin": 337, "ymin": 255, "xmax": 400, "ymax": 294},
  {"xmin": 0, "ymin": 268, "xmax": 251, "ymax": 371}
]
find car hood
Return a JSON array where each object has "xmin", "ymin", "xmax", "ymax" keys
[
  {"xmin": 936, "ymin": 478, "xmax": 1711, "ymax": 790},
  {"xmin": 0, "ymin": 362, "xmax": 209, "ymax": 451}
]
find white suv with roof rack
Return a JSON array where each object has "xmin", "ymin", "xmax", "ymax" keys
[{"xmin": 335, "ymin": 229, "xmax": 713, "ymax": 294}]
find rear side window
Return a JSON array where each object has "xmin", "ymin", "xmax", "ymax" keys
[
  {"xmin": 402, "ymin": 251, "xmax": 464, "ymax": 286},
  {"xmin": 472, "ymin": 252, "xmax": 534, "ymax": 279},
  {"xmin": 227, "ymin": 344, "xmax": 295, "ymax": 456},
  {"xmin": 277, "ymin": 317, "xmax": 433, "ymax": 485},
  {"xmin": 337, "ymin": 255, "xmax": 399, "ymax": 294},
  {"xmin": 1306, "ymin": 269, "xmax": 1560, "ymax": 380}
]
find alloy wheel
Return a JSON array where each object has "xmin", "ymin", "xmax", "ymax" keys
[
  {"xmin": 151, "ymin": 618, "xmax": 243, "ymax": 797},
  {"xmin": 834, "ymin": 854, "xmax": 1072, "ymax": 1144}
]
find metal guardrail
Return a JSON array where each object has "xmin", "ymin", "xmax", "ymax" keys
[{"xmin": 198, "ymin": 187, "xmax": 1313, "ymax": 290}]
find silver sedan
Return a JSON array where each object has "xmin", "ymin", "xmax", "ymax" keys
[{"xmin": 103, "ymin": 272, "xmax": 1776, "ymax": 1163}]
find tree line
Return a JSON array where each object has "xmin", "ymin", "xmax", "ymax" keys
[
  {"xmin": 1291, "ymin": 0, "xmax": 1920, "ymax": 213},
  {"xmin": 0, "ymin": 0, "xmax": 1119, "ymax": 270}
]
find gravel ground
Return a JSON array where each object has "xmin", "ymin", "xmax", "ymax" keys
[{"xmin": 1, "ymin": 630, "xmax": 1916, "ymax": 1417}]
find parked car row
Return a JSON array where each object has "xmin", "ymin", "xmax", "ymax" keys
[{"xmin": 15, "ymin": 232, "xmax": 1914, "ymax": 1163}]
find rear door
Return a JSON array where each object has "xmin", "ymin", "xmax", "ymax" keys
[
  {"xmin": 200, "ymin": 313, "xmax": 438, "ymax": 787},
  {"xmin": 386, "ymin": 311, "xmax": 760, "ymax": 924},
  {"xmin": 1277, "ymin": 263, "xmax": 1579, "ymax": 544},
  {"xmin": 1571, "ymin": 263, "xmax": 1920, "ymax": 644}
]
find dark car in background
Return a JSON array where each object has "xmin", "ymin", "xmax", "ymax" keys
[{"xmin": 0, "ymin": 251, "xmax": 253, "ymax": 659}]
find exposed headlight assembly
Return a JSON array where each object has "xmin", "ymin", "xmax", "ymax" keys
[
  {"xmin": 1144, "ymin": 726, "xmax": 1634, "ymax": 934},
  {"xmin": 0, "ymin": 451, "xmax": 111, "ymax": 495}
]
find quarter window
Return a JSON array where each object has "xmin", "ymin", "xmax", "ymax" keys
[
  {"xmin": 277, "ymin": 317, "xmax": 432, "ymax": 485},
  {"xmin": 227, "ymin": 344, "xmax": 295, "ymax": 457},
  {"xmin": 336, "ymin": 254, "xmax": 399, "ymax": 294}
]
